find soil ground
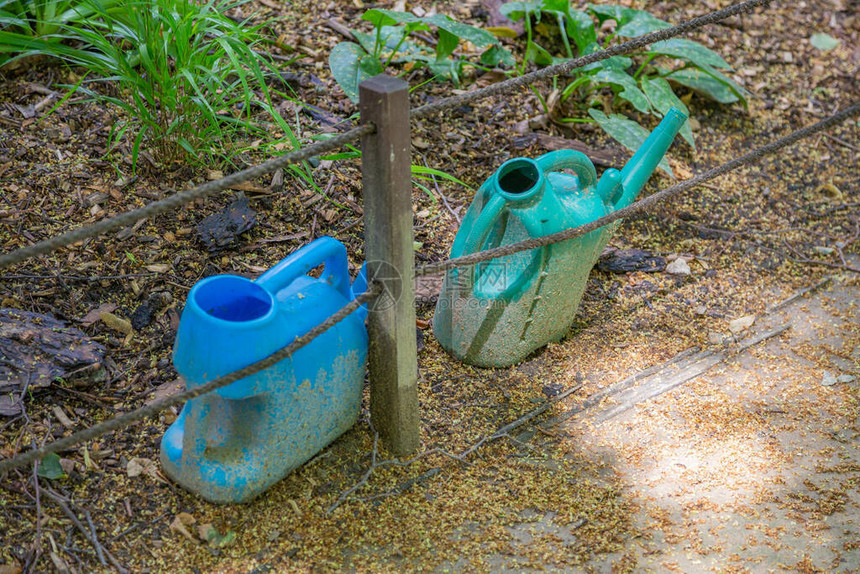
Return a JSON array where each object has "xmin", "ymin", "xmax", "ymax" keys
[{"xmin": 0, "ymin": 0, "xmax": 858, "ymax": 572}]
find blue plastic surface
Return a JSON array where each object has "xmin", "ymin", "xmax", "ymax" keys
[{"xmin": 160, "ymin": 236, "xmax": 368, "ymax": 503}]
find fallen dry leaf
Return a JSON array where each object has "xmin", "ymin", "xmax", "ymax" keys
[
  {"xmin": 80, "ymin": 303, "xmax": 118, "ymax": 327},
  {"xmin": 100, "ymin": 311, "xmax": 132, "ymax": 335},
  {"xmin": 127, "ymin": 457, "xmax": 159, "ymax": 480},
  {"xmin": 170, "ymin": 513, "xmax": 198, "ymax": 543}
]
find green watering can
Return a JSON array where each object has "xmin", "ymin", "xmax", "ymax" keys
[{"xmin": 434, "ymin": 108, "xmax": 687, "ymax": 367}]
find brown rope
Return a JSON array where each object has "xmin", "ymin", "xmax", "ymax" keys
[
  {"xmin": 0, "ymin": 0, "xmax": 773, "ymax": 271},
  {"xmin": 415, "ymin": 102, "xmax": 860, "ymax": 277},
  {"xmin": 411, "ymin": 0, "xmax": 774, "ymax": 119},
  {"xmin": 0, "ymin": 285, "xmax": 380, "ymax": 474}
]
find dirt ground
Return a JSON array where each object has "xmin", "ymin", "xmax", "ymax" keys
[{"xmin": 0, "ymin": 0, "xmax": 858, "ymax": 572}]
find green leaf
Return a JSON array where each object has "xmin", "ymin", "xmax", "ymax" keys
[
  {"xmin": 641, "ymin": 76, "xmax": 694, "ymax": 149},
  {"xmin": 647, "ymin": 38, "xmax": 731, "ymax": 69},
  {"xmin": 588, "ymin": 108, "xmax": 673, "ymax": 177},
  {"xmin": 587, "ymin": 4, "xmax": 625, "ymax": 23},
  {"xmin": 615, "ymin": 10, "xmax": 671, "ymax": 37},
  {"xmin": 435, "ymin": 27, "xmax": 459, "ymax": 61},
  {"xmin": 411, "ymin": 164, "xmax": 473, "ymax": 188},
  {"xmin": 423, "ymin": 13, "xmax": 497, "ymax": 48},
  {"xmin": 590, "ymin": 69, "xmax": 651, "ymax": 113},
  {"xmin": 525, "ymin": 40, "xmax": 554, "ymax": 65},
  {"xmin": 810, "ymin": 32, "xmax": 840, "ymax": 51},
  {"xmin": 38, "ymin": 452, "xmax": 67, "ymax": 480},
  {"xmin": 565, "ymin": 9, "xmax": 597, "ymax": 53},
  {"xmin": 361, "ymin": 8, "xmax": 417, "ymax": 28},
  {"xmin": 328, "ymin": 42, "xmax": 382, "ymax": 103},
  {"xmin": 581, "ymin": 44, "xmax": 631, "ymax": 72},
  {"xmin": 664, "ymin": 67, "xmax": 746, "ymax": 105},
  {"xmin": 500, "ymin": 1, "xmax": 543, "ymax": 22},
  {"xmin": 480, "ymin": 44, "xmax": 515, "ymax": 67}
]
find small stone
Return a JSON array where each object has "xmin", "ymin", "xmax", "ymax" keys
[
  {"xmin": 836, "ymin": 374, "xmax": 856, "ymax": 384},
  {"xmin": 695, "ymin": 305, "xmax": 707, "ymax": 315},
  {"xmin": 728, "ymin": 315, "xmax": 755, "ymax": 334},
  {"xmin": 666, "ymin": 258, "xmax": 691, "ymax": 276},
  {"xmin": 542, "ymin": 382, "xmax": 564, "ymax": 398},
  {"xmin": 708, "ymin": 331, "xmax": 725, "ymax": 345},
  {"xmin": 821, "ymin": 371, "xmax": 838, "ymax": 386}
]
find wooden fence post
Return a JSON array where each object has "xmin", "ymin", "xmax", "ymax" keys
[{"xmin": 359, "ymin": 74, "xmax": 420, "ymax": 456}]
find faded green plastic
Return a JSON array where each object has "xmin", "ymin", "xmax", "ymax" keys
[{"xmin": 434, "ymin": 108, "xmax": 687, "ymax": 367}]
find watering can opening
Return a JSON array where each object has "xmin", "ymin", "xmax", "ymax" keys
[
  {"xmin": 496, "ymin": 158, "xmax": 543, "ymax": 200},
  {"xmin": 193, "ymin": 276, "xmax": 273, "ymax": 323}
]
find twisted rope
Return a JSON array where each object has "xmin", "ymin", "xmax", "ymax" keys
[
  {"xmin": 0, "ymin": 127, "xmax": 373, "ymax": 270},
  {"xmin": 411, "ymin": 0, "xmax": 773, "ymax": 119},
  {"xmin": 0, "ymin": 285, "xmax": 380, "ymax": 474},
  {"xmin": 0, "ymin": 0, "xmax": 773, "ymax": 270},
  {"xmin": 415, "ymin": 102, "xmax": 860, "ymax": 277}
]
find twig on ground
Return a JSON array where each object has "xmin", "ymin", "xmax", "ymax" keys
[
  {"xmin": 328, "ymin": 385, "xmax": 582, "ymax": 513},
  {"xmin": 27, "ymin": 452, "xmax": 43, "ymax": 574},
  {"xmin": 824, "ymin": 133, "xmax": 860, "ymax": 152},
  {"xmin": 421, "ymin": 155, "xmax": 461, "ymax": 224},
  {"xmin": 42, "ymin": 489, "xmax": 128, "ymax": 574},
  {"xmin": 84, "ymin": 510, "xmax": 106, "ymax": 567}
]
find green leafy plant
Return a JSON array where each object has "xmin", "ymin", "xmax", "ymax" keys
[
  {"xmin": 501, "ymin": 1, "xmax": 750, "ymax": 174},
  {"xmin": 329, "ymin": 8, "xmax": 514, "ymax": 102},
  {"xmin": 2, "ymin": 0, "xmax": 304, "ymax": 172}
]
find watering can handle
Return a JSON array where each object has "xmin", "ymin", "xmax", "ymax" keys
[
  {"xmin": 458, "ymin": 194, "xmax": 537, "ymax": 299},
  {"xmin": 536, "ymin": 150, "xmax": 597, "ymax": 190},
  {"xmin": 255, "ymin": 236, "xmax": 352, "ymax": 300}
]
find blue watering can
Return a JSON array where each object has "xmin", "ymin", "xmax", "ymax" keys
[
  {"xmin": 434, "ymin": 108, "xmax": 687, "ymax": 367},
  {"xmin": 160, "ymin": 236, "xmax": 368, "ymax": 503}
]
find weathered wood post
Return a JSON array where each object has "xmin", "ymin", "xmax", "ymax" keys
[{"xmin": 359, "ymin": 74, "xmax": 420, "ymax": 456}]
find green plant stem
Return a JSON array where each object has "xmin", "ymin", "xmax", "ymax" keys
[
  {"xmin": 557, "ymin": 117, "xmax": 597, "ymax": 123},
  {"xmin": 530, "ymin": 85, "xmax": 549, "ymax": 114},
  {"xmin": 560, "ymin": 74, "xmax": 592, "ymax": 101},
  {"xmin": 633, "ymin": 53, "xmax": 656, "ymax": 79},
  {"xmin": 557, "ymin": 13, "xmax": 573, "ymax": 59},
  {"xmin": 385, "ymin": 32, "xmax": 408, "ymax": 65},
  {"xmin": 522, "ymin": 14, "xmax": 533, "ymax": 75}
]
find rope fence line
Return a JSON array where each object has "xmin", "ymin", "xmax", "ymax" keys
[
  {"xmin": 0, "ymin": 0, "xmax": 773, "ymax": 271},
  {"xmin": 415, "ymin": 102, "xmax": 860, "ymax": 277},
  {"xmin": 1, "ymin": 0, "xmax": 850, "ymax": 476},
  {"xmin": 0, "ymin": 285, "xmax": 381, "ymax": 474},
  {"xmin": 2, "ymin": 102, "xmax": 856, "ymax": 474},
  {"xmin": 410, "ymin": 0, "xmax": 774, "ymax": 120}
]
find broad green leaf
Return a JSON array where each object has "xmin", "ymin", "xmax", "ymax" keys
[
  {"xmin": 810, "ymin": 32, "xmax": 840, "ymax": 51},
  {"xmin": 480, "ymin": 44, "xmax": 515, "ymax": 67},
  {"xmin": 328, "ymin": 42, "xmax": 381, "ymax": 103},
  {"xmin": 362, "ymin": 8, "xmax": 420, "ymax": 28},
  {"xmin": 428, "ymin": 59, "xmax": 459, "ymax": 84},
  {"xmin": 423, "ymin": 13, "xmax": 497, "ymax": 48},
  {"xmin": 565, "ymin": 9, "xmax": 596, "ymax": 53},
  {"xmin": 590, "ymin": 69, "xmax": 651, "ymax": 113},
  {"xmin": 500, "ymin": 0, "xmax": 543, "ymax": 22},
  {"xmin": 647, "ymin": 38, "xmax": 731, "ymax": 69},
  {"xmin": 588, "ymin": 108, "xmax": 673, "ymax": 177},
  {"xmin": 352, "ymin": 30, "xmax": 380, "ymax": 54},
  {"xmin": 587, "ymin": 4, "xmax": 625, "ymax": 23},
  {"xmin": 435, "ymin": 28, "xmax": 459, "ymax": 60},
  {"xmin": 641, "ymin": 76, "xmax": 694, "ymax": 148},
  {"xmin": 615, "ymin": 11, "xmax": 671, "ymax": 37},
  {"xmin": 38, "ymin": 452, "xmax": 67, "ymax": 480},
  {"xmin": 665, "ymin": 67, "xmax": 746, "ymax": 105},
  {"xmin": 525, "ymin": 40, "xmax": 554, "ymax": 65}
]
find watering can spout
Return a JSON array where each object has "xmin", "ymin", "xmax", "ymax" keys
[{"xmin": 614, "ymin": 107, "xmax": 687, "ymax": 208}]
